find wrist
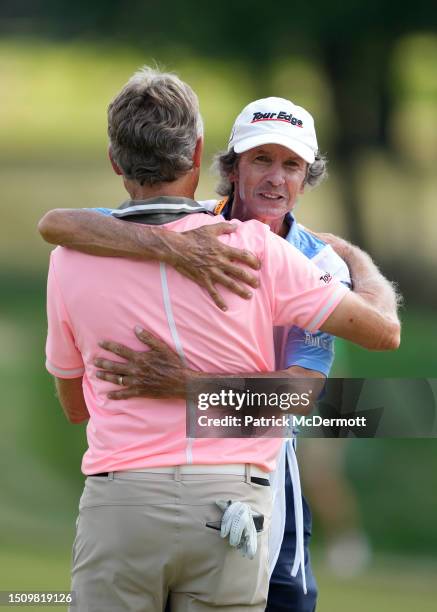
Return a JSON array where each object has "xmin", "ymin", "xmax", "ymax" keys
[
  {"xmin": 177, "ymin": 368, "xmax": 199, "ymax": 399},
  {"xmin": 336, "ymin": 240, "xmax": 354, "ymax": 262},
  {"xmin": 146, "ymin": 227, "xmax": 178, "ymax": 264}
]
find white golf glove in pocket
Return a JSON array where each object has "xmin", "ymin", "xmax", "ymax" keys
[{"xmin": 215, "ymin": 500, "xmax": 262, "ymax": 560}]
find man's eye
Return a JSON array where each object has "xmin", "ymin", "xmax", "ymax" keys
[{"xmin": 254, "ymin": 156, "xmax": 270, "ymax": 163}]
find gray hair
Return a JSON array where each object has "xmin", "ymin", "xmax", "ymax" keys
[
  {"xmin": 213, "ymin": 148, "xmax": 328, "ymax": 196},
  {"xmin": 108, "ymin": 66, "xmax": 203, "ymax": 186}
]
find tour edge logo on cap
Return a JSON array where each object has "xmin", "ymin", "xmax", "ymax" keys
[
  {"xmin": 228, "ymin": 96, "xmax": 318, "ymax": 163},
  {"xmin": 251, "ymin": 111, "xmax": 304, "ymax": 128}
]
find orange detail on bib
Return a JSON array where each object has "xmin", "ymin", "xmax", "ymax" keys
[{"xmin": 213, "ymin": 197, "xmax": 229, "ymax": 216}]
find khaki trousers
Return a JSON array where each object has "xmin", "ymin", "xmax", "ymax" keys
[{"xmin": 71, "ymin": 469, "xmax": 272, "ymax": 611}]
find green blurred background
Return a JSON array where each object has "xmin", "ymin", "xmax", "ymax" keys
[{"xmin": 1, "ymin": 2, "xmax": 436, "ymax": 610}]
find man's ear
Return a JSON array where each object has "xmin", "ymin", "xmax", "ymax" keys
[
  {"xmin": 192, "ymin": 137, "xmax": 203, "ymax": 169},
  {"xmin": 108, "ymin": 146, "xmax": 123, "ymax": 176},
  {"xmin": 229, "ymin": 158, "xmax": 239, "ymax": 184}
]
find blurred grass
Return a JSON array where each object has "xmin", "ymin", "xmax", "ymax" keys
[
  {"xmin": 315, "ymin": 555, "xmax": 437, "ymax": 611},
  {"xmin": 333, "ymin": 309, "xmax": 437, "ymax": 377},
  {"xmin": 334, "ymin": 313, "xmax": 437, "ymax": 378},
  {"xmin": 0, "ymin": 550, "xmax": 71, "ymax": 612}
]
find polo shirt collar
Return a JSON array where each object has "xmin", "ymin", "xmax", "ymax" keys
[
  {"xmin": 111, "ymin": 196, "xmax": 212, "ymax": 225},
  {"xmin": 222, "ymin": 200, "xmax": 298, "ymax": 245},
  {"xmin": 283, "ymin": 212, "xmax": 300, "ymax": 248}
]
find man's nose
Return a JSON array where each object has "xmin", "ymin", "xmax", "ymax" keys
[{"xmin": 266, "ymin": 166, "xmax": 285, "ymax": 186}]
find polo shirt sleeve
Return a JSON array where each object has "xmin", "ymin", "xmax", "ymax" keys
[
  {"xmin": 45, "ymin": 251, "xmax": 85, "ymax": 379},
  {"xmin": 262, "ymin": 230, "xmax": 350, "ymax": 332},
  {"xmin": 284, "ymin": 327, "xmax": 335, "ymax": 376}
]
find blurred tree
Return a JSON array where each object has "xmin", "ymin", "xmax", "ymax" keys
[{"xmin": 2, "ymin": 0, "xmax": 437, "ymax": 245}]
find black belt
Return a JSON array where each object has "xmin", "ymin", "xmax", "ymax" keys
[{"xmin": 91, "ymin": 472, "xmax": 270, "ymax": 486}]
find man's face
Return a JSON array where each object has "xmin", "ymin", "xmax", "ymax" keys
[{"xmin": 231, "ymin": 144, "xmax": 307, "ymax": 223}]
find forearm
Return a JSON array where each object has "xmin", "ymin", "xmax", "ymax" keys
[
  {"xmin": 39, "ymin": 209, "xmax": 260, "ymax": 311},
  {"xmin": 121, "ymin": 367, "xmax": 304, "ymax": 399},
  {"xmin": 95, "ymin": 329, "xmax": 326, "ymax": 403},
  {"xmin": 38, "ymin": 209, "xmax": 178, "ymax": 262},
  {"xmin": 343, "ymin": 243, "xmax": 400, "ymax": 322},
  {"xmin": 54, "ymin": 377, "xmax": 90, "ymax": 424},
  {"xmin": 306, "ymin": 229, "xmax": 400, "ymax": 326}
]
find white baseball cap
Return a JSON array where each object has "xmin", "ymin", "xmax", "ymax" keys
[{"xmin": 228, "ymin": 97, "xmax": 318, "ymax": 163}]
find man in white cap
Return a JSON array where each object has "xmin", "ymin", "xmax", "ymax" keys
[
  {"xmin": 185, "ymin": 97, "xmax": 352, "ymax": 611},
  {"xmin": 212, "ymin": 97, "xmax": 348, "ymax": 612},
  {"xmin": 40, "ymin": 94, "xmax": 398, "ymax": 612}
]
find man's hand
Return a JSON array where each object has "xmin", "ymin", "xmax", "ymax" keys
[
  {"xmin": 95, "ymin": 328, "xmax": 327, "ymax": 402},
  {"xmin": 95, "ymin": 326, "xmax": 189, "ymax": 400},
  {"xmin": 163, "ymin": 222, "xmax": 261, "ymax": 311},
  {"xmin": 39, "ymin": 210, "xmax": 261, "ymax": 311}
]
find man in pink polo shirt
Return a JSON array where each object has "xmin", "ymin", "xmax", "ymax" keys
[{"xmin": 45, "ymin": 67, "xmax": 399, "ymax": 611}]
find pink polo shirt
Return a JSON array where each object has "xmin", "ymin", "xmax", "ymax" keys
[{"xmin": 46, "ymin": 212, "xmax": 348, "ymax": 474}]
